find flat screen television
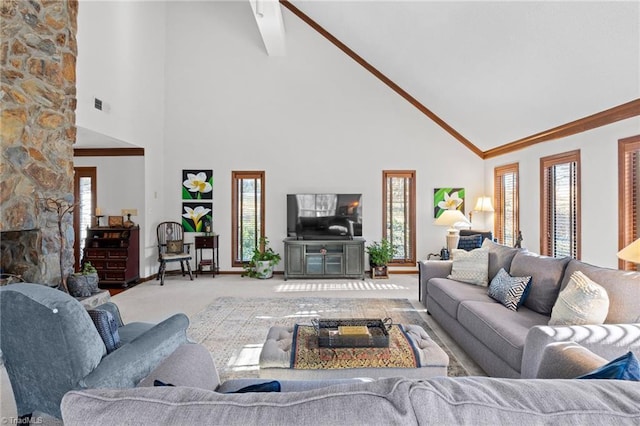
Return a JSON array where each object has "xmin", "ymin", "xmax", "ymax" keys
[{"xmin": 287, "ymin": 194, "xmax": 362, "ymax": 240}]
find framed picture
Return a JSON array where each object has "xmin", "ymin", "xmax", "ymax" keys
[
  {"xmin": 182, "ymin": 202, "xmax": 212, "ymax": 233},
  {"xmin": 434, "ymin": 188, "xmax": 465, "ymax": 218},
  {"xmin": 182, "ymin": 169, "xmax": 213, "ymax": 200},
  {"xmin": 108, "ymin": 215, "xmax": 123, "ymax": 227}
]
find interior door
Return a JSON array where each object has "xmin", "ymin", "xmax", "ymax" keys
[{"xmin": 73, "ymin": 167, "xmax": 97, "ymax": 272}]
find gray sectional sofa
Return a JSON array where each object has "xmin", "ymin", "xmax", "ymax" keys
[
  {"xmin": 60, "ymin": 341, "xmax": 640, "ymax": 425},
  {"xmin": 418, "ymin": 239, "xmax": 640, "ymax": 378}
]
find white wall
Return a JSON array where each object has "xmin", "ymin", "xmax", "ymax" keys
[
  {"xmin": 161, "ymin": 2, "xmax": 485, "ymax": 273},
  {"xmin": 484, "ymin": 118, "xmax": 640, "ymax": 269},
  {"xmin": 76, "ymin": 1, "xmax": 167, "ymax": 276}
]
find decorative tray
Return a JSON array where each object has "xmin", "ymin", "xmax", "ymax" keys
[{"xmin": 311, "ymin": 318, "xmax": 392, "ymax": 348}]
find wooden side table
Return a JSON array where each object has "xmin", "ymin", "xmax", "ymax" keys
[{"xmin": 194, "ymin": 235, "xmax": 219, "ymax": 278}]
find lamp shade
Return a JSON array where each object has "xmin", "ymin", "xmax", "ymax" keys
[
  {"xmin": 473, "ymin": 196, "xmax": 494, "ymax": 212},
  {"xmin": 617, "ymin": 238, "xmax": 640, "ymax": 263},
  {"xmin": 435, "ymin": 209, "xmax": 470, "ymax": 227}
]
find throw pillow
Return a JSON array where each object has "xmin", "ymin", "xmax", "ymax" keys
[
  {"xmin": 88, "ymin": 309, "xmax": 121, "ymax": 354},
  {"xmin": 457, "ymin": 234, "xmax": 483, "ymax": 251},
  {"xmin": 448, "ymin": 248, "xmax": 489, "ymax": 286},
  {"xmin": 576, "ymin": 351, "xmax": 640, "ymax": 381},
  {"xmin": 224, "ymin": 381, "xmax": 281, "ymax": 393},
  {"xmin": 166, "ymin": 240, "xmax": 184, "ymax": 254},
  {"xmin": 153, "ymin": 379, "xmax": 175, "ymax": 387},
  {"xmin": 487, "ymin": 268, "xmax": 532, "ymax": 311},
  {"xmin": 549, "ymin": 270, "xmax": 609, "ymax": 326}
]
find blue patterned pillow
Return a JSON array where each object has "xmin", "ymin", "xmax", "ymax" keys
[
  {"xmin": 88, "ymin": 309, "xmax": 121, "ymax": 353},
  {"xmin": 488, "ymin": 268, "xmax": 532, "ymax": 311},
  {"xmin": 457, "ymin": 234, "xmax": 483, "ymax": 251},
  {"xmin": 576, "ymin": 351, "xmax": 640, "ymax": 381}
]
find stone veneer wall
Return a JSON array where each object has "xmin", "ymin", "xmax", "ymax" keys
[{"xmin": 1, "ymin": 0, "xmax": 78, "ymax": 286}]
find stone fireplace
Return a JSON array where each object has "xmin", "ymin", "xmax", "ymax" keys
[{"xmin": 0, "ymin": 1, "xmax": 78, "ymax": 286}]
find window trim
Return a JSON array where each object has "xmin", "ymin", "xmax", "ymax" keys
[
  {"xmin": 493, "ymin": 163, "xmax": 519, "ymax": 246},
  {"xmin": 540, "ymin": 150, "xmax": 581, "ymax": 259},
  {"xmin": 231, "ymin": 171, "xmax": 265, "ymax": 267},
  {"xmin": 382, "ymin": 170, "xmax": 416, "ymax": 266},
  {"xmin": 618, "ymin": 135, "xmax": 640, "ymax": 270}
]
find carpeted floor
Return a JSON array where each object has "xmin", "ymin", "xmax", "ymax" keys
[{"xmin": 188, "ymin": 296, "xmax": 469, "ymax": 380}]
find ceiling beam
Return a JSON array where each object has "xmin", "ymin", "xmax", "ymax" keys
[
  {"xmin": 280, "ymin": 0, "xmax": 483, "ymax": 158},
  {"xmin": 74, "ymin": 148, "xmax": 144, "ymax": 157},
  {"xmin": 251, "ymin": 0, "xmax": 286, "ymax": 56},
  {"xmin": 484, "ymin": 98, "xmax": 640, "ymax": 159}
]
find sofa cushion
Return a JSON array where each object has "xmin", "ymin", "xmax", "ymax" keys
[
  {"xmin": 510, "ymin": 251, "xmax": 570, "ymax": 315},
  {"xmin": 427, "ymin": 278, "xmax": 492, "ymax": 319},
  {"xmin": 448, "ymin": 248, "xmax": 489, "ymax": 286},
  {"xmin": 87, "ymin": 309, "xmax": 121, "ymax": 353},
  {"xmin": 576, "ymin": 351, "xmax": 640, "ymax": 381},
  {"xmin": 549, "ymin": 271, "xmax": 609, "ymax": 326},
  {"xmin": 457, "ymin": 300, "xmax": 550, "ymax": 372},
  {"xmin": 487, "ymin": 268, "xmax": 532, "ymax": 311},
  {"xmin": 560, "ymin": 259, "xmax": 640, "ymax": 324},
  {"xmin": 481, "ymin": 239, "xmax": 524, "ymax": 281},
  {"xmin": 62, "ymin": 378, "xmax": 418, "ymax": 425}
]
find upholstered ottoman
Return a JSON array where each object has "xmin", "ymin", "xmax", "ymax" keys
[{"xmin": 259, "ymin": 323, "xmax": 449, "ymax": 379}]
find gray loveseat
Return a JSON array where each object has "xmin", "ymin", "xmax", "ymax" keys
[
  {"xmin": 418, "ymin": 239, "xmax": 640, "ymax": 378},
  {"xmin": 60, "ymin": 341, "xmax": 640, "ymax": 425}
]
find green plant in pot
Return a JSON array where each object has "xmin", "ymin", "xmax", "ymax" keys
[
  {"xmin": 67, "ymin": 261, "xmax": 100, "ymax": 297},
  {"xmin": 242, "ymin": 237, "xmax": 282, "ymax": 279},
  {"xmin": 366, "ymin": 239, "xmax": 395, "ymax": 279}
]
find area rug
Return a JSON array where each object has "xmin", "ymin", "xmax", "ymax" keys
[{"xmin": 188, "ymin": 297, "xmax": 468, "ymax": 380}]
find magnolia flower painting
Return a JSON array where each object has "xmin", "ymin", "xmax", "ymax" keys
[
  {"xmin": 182, "ymin": 170, "xmax": 213, "ymax": 200},
  {"xmin": 434, "ymin": 188, "xmax": 465, "ymax": 218},
  {"xmin": 182, "ymin": 202, "xmax": 212, "ymax": 232}
]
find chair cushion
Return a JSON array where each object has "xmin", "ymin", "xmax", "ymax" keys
[
  {"xmin": 166, "ymin": 240, "xmax": 184, "ymax": 254},
  {"xmin": 88, "ymin": 309, "xmax": 121, "ymax": 354},
  {"xmin": 448, "ymin": 248, "xmax": 489, "ymax": 286},
  {"xmin": 457, "ymin": 234, "xmax": 483, "ymax": 251},
  {"xmin": 549, "ymin": 271, "xmax": 609, "ymax": 326}
]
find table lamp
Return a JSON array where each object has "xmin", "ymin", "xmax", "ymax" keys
[
  {"xmin": 435, "ymin": 209, "xmax": 471, "ymax": 252},
  {"xmin": 121, "ymin": 209, "xmax": 138, "ymax": 228},
  {"xmin": 469, "ymin": 196, "xmax": 494, "ymax": 223},
  {"xmin": 617, "ymin": 238, "xmax": 640, "ymax": 263}
]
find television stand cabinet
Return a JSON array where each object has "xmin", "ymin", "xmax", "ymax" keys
[{"xmin": 283, "ymin": 238, "xmax": 365, "ymax": 280}]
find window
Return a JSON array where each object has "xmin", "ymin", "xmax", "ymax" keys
[
  {"xmin": 619, "ymin": 135, "xmax": 640, "ymax": 270},
  {"xmin": 73, "ymin": 167, "xmax": 97, "ymax": 272},
  {"xmin": 382, "ymin": 170, "xmax": 416, "ymax": 265},
  {"xmin": 540, "ymin": 150, "xmax": 580, "ymax": 259},
  {"xmin": 494, "ymin": 163, "xmax": 519, "ymax": 246},
  {"xmin": 231, "ymin": 171, "xmax": 265, "ymax": 266}
]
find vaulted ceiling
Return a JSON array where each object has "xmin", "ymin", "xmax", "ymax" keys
[{"xmin": 277, "ymin": 1, "xmax": 639, "ymax": 155}]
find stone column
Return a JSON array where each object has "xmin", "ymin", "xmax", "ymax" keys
[{"xmin": 1, "ymin": 0, "xmax": 78, "ymax": 286}]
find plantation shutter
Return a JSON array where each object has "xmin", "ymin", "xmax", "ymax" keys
[
  {"xmin": 619, "ymin": 137, "xmax": 640, "ymax": 270},
  {"xmin": 494, "ymin": 164, "xmax": 519, "ymax": 246}
]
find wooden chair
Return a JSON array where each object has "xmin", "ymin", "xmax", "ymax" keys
[{"xmin": 156, "ymin": 221, "xmax": 193, "ymax": 285}]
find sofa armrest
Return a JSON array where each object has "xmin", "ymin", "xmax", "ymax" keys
[
  {"xmin": 521, "ymin": 323, "xmax": 640, "ymax": 378},
  {"xmin": 418, "ymin": 260, "xmax": 452, "ymax": 302},
  {"xmin": 81, "ymin": 313, "xmax": 190, "ymax": 388},
  {"xmin": 534, "ymin": 342, "xmax": 608, "ymax": 379}
]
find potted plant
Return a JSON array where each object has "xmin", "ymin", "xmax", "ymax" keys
[
  {"xmin": 366, "ymin": 239, "xmax": 395, "ymax": 279},
  {"xmin": 67, "ymin": 261, "xmax": 100, "ymax": 297},
  {"xmin": 242, "ymin": 237, "xmax": 282, "ymax": 279}
]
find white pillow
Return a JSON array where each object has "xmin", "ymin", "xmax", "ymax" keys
[
  {"xmin": 549, "ymin": 271, "xmax": 609, "ymax": 326},
  {"xmin": 447, "ymin": 248, "xmax": 489, "ymax": 286}
]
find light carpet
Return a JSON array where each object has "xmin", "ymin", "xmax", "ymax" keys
[{"xmin": 188, "ymin": 297, "xmax": 468, "ymax": 380}]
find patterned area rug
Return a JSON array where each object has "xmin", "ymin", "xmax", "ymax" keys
[{"xmin": 188, "ymin": 297, "xmax": 468, "ymax": 380}]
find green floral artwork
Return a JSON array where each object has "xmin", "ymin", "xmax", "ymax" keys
[
  {"xmin": 182, "ymin": 170, "xmax": 213, "ymax": 200},
  {"xmin": 182, "ymin": 202, "xmax": 212, "ymax": 232},
  {"xmin": 434, "ymin": 188, "xmax": 465, "ymax": 218}
]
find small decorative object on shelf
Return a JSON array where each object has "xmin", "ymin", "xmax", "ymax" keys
[
  {"xmin": 108, "ymin": 216, "xmax": 123, "ymax": 227},
  {"xmin": 121, "ymin": 209, "xmax": 137, "ymax": 228}
]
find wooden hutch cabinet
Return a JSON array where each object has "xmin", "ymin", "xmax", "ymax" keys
[{"xmin": 83, "ymin": 227, "xmax": 140, "ymax": 287}]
